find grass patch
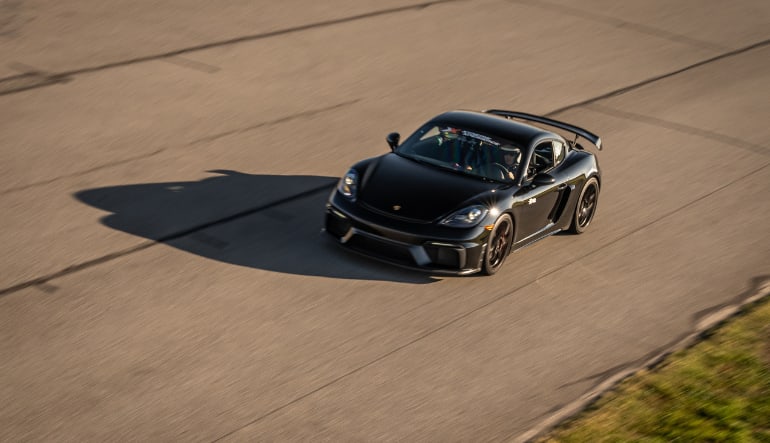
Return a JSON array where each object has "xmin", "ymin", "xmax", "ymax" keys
[{"xmin": 542, "ymin": 295, "xmax": 770, "ymax": 443}]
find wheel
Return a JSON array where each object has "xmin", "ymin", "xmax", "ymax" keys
[
  {"xmin": 482, "ymin": 214, "xmax": 513, "ymax": 275},
  {"xmin": 569, "ymin": 177, "xmax": 599, "ymax": 234}
]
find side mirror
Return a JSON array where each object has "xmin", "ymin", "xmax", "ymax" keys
[
  {"xmin": 532, "ymin": 173, "xmax": 556, "ymax": 187},
  {"xmin": 386, "ymin": 132, "xmax": 400, "ymax": 151}
]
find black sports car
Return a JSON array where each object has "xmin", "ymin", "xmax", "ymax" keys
[{"xmin": 324, "ymin": 110, "xmax": 602, "ymax": 275}]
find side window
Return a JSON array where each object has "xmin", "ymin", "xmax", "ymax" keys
[
  {"xmin": 408, "ymin": 125, "xmax": 442, "ymax": 158},
  {"xmin": 532, "ymin": 141, "xmax": 554, "ymax": 174},
  {"xmin": 553, "ymin": 140, "xmax": 565, "ymax": 166},
  {"xmin": 418, "ymin": 126, "xmax": 440, "ymax": 141}
]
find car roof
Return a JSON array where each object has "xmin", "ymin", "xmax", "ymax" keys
[{"xmin": 429, "ymin": 110, "xmax": 554, "ymax": 147}]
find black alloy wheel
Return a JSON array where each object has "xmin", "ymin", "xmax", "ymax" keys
[
  {"xmin": 570, "ymin": 177, "xmax": 599, "ymax": 234},
  {"xmin": 482, "ymin": 214, "xmax": 513, "ymax": 275}
]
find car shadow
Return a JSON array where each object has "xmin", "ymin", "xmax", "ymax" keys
[{"xmin": 75, "ymin": 170, "xmax": 438, "ymax": 283}]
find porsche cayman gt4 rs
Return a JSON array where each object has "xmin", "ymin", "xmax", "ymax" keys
[{"xmin": 324, "ymin": 110, "xmax": 602, "ymax": 275}]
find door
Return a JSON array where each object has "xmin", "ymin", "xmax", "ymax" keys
[{"xmin": 515, "ymin": 141, "xmax": 567, "ymax": 241}]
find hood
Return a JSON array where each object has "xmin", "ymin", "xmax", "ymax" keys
[{"xmin": 357, "ymin": 154, "xmax": 499, "ymax": 222}]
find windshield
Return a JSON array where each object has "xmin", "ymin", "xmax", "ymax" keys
[{"xmin": 395, "ymin": 123, "xmax": 523, "ymax": 182}]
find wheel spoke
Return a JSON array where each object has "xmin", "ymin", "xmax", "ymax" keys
[
  {"xmin": 578, "ymin": 185, "xmax": 597, "ymax": 227},
  {"xmin": 489, "ymin": 221, "xmax": 510, "ymax": 267}
]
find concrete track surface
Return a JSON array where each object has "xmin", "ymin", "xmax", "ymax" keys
[{"xmin": 1, "ymin": 0, "xmax": 769, "ymax": 441}]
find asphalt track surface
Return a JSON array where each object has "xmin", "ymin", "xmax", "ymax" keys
[{"xmin": 1, "ymin": 0, "xmax": 769, "ymax": 441}]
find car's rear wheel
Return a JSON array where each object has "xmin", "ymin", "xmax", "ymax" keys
[
  {"xmin": 482, "ymin": 214, "xmax": 513, "ymax": 275},
  {"xmin": 569, "ymin": 177, "xmax": 599, "ymax": 234}
]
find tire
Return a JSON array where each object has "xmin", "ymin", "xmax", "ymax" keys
[
  {"xmin": 482, "ymin": 214, "xmax": 514, "ymax": 275},
  {"xmin": 569, "ymin": 177, "xmax": 599, "ymax": 234}
]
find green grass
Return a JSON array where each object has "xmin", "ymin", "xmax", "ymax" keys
[{"xmin": 543, "ymin": 296, "xmax": 770, "ymax": 443}]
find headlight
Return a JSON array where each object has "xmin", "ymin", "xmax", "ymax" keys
[
  {"xmin": 440, "ymin": 205, "xmax": 488, "ymax": 227},
  {"xmin": 337, "ymin": 169, "xmax": 358, "ymax": 199}
]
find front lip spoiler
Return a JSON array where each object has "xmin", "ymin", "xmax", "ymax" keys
[
  {"xmin": 321, "ymin": 229, "xmax": 481, "ymax": 276},
  {"xmin": 325, "ymin": 198, "xmax": 488, "ymax": 275}
]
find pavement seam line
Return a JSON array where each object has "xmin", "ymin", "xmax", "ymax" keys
[
  {"xmin": 546, "ymin": 38, "xmax": 770, "ymax": 117},
  {"xmin": 0, "ymin": 183, "xmax": 335, "ymax": 298},
  {"xmin": 209, "ymin": 161, "xmax": 770, "ymax": 441},
  {"xmin": 3, "ymin": 35, "xmax": 767, "ymax": 195},
  {"xmin": 0, "ymin": 148, "xmax": 167, "ymax": 196},
  {"xmin": 3, "ymin": 22, "xmax": 766, "ymax": 195},
  {"xmin": 3, "ymin": 2, "xmax": 764, "ymax": 99},
  {"xmin": 0, "ymin": 0, "xmax": 463, "ymax": 96},
  {"xmin": 0, "ymin": 241, "xmax": 157, "ymax": 298},
  {"xmin": 508, "ymin": 0, "xmax": 730, "ymax": 52},
  {"xmin": 1, "ymin": 99, "xmax": 359, "ymax": 196},
  {"xmin": 585, "ymin": 103, "xmax": 769, "ymax": 157},
  {"xmin": 189, "ymin": 99, "xmax": 361, "ymax": 145}
]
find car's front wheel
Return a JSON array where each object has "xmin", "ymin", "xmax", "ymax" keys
[
  {"xmin": 482, "ymin": 214, "xmax": 513, "ymax": 275},
  {"xmin": 569, "ymin": 177, "xmax": 599, "ymax": 234}
]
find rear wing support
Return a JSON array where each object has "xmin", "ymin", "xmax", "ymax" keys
[{"xmin": 483, "ymin": 109, "xmax": 602, "ymax": 150}]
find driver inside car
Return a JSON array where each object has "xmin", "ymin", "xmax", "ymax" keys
[{"xmin": 500, "ymin": 145, "xmax": 521, "ymax": 180}]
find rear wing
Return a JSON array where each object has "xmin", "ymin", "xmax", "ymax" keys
[{"xmin": 483, "ymin": 109, "xmax": 602, "ymax": 150}]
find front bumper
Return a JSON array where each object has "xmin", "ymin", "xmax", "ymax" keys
[{"xmin": 324, "ymin": 196, "xmax": 489, "ymax": 275}]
